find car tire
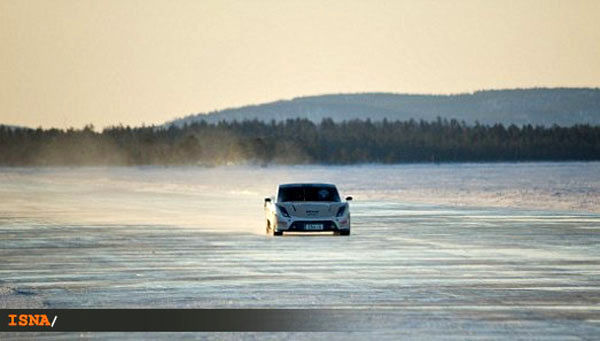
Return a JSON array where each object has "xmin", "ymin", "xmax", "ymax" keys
[
  {"xmin": 339, "ymin": 230, "xmax": 350, "ymax": 236},
  {"xmin": 267, "ymin": 220, "xmax": 282, "ymax": 236},
  {"xmin": 266, "ymin": 220, "xmax": 272, "ymax": 235}
]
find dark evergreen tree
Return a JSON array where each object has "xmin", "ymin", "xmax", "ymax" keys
[{"xmin": 0, "ymin": 119, "xmax": 599, "ymax": 166}]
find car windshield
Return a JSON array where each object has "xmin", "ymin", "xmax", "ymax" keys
[{"xmin": 278, "ymin": 185, "xmax": 340, "ymax": 202}]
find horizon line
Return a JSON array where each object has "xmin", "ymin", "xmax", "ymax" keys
[{"xmin": 3, "ymin": 86, "xmax": 600, "ymax": 130}]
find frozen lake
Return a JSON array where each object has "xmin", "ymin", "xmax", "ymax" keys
[{"xmin": 1, "ymin": 162, "xmax": 600, "ymax": 338}]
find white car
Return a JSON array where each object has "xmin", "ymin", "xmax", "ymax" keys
[{"xmin": 264, "ymin": 183, "xmax": 352, "ymax": 236}]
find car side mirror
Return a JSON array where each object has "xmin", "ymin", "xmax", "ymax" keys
[{"xmin": 345, "ymin": 196, "xmax": 353, "ymax": 201}]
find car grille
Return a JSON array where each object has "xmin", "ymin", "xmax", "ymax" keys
[{"xmin": 288, "ymin": 220, "xmax": 337, "ymax": 231}]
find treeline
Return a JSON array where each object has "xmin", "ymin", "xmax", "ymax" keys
[{"xmin": 1, "ymin": 118, "xmax": 599, "ymax": 166}]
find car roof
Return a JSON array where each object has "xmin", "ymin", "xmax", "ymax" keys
[{"xmin": 279, "ymin": 183, "xmax": 337, "ymax": 188}]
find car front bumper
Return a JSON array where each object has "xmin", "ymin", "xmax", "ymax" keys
[{"xmin": 275, "ymin": 218, "xmax": 350, "ymax": 233}]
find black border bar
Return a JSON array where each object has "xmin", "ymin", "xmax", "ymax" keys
[{"xmin": 1, "ymin": 309, "xmax": 383, "ymax": 332}]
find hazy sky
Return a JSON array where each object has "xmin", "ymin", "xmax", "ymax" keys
[{"xmin": 1, "ymin": 0, "xmax": 599, "ymax": 128}]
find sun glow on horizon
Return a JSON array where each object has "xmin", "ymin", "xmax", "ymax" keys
[{"xmin": 1, "ymin": 0, "xmax": 599, "ymax": 129}]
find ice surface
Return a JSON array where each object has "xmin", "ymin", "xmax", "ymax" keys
[{"xmin": 1, "ymin": 162, "xmax": 599, "ymax": 338}]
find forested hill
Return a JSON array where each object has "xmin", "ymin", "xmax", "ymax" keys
[
  {"xmin": 168, "ymin": 88, "xmax": 600, "ymax": 127},
  {"xmin": 2, "ymin": 119, "xmax": 599, "ymax": 166}
]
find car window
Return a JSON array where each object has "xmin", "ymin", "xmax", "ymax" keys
[
  {"xmin": 278, "ymin": 186, "xmax": 340, "ymax": 202},
  {"xmin": 304, "ymin": 186, "xmax": 339, "ymax": 202},
  {"xmin": 278, "ymin": 187, "xmax": 304, "ymax": 202}
]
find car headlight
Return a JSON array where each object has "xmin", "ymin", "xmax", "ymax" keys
[
  {"xmin": 277, "ymin": 205, "xmax": 290, "ymax": 218},
  {"xmin": 336, "ymin": 205, "xmax": 347, "ymax": 217}
]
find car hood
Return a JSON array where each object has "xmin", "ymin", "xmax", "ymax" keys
[{"xmin": 278, "ymin": 202, "xmax": 346, "ymax": 218}]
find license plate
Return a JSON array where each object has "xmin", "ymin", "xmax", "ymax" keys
[{"xmin": 305, "ymin": 223, "xmax": 324, "ymax": 230}]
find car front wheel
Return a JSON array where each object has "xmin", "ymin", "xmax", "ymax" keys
[
  {"xmin": 266, "ymin": 220, "xmax": 272, "ymax": 235},
  {"xmin": 267, "ymin": 220, "xmax": 283, "ymax": 236}
]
